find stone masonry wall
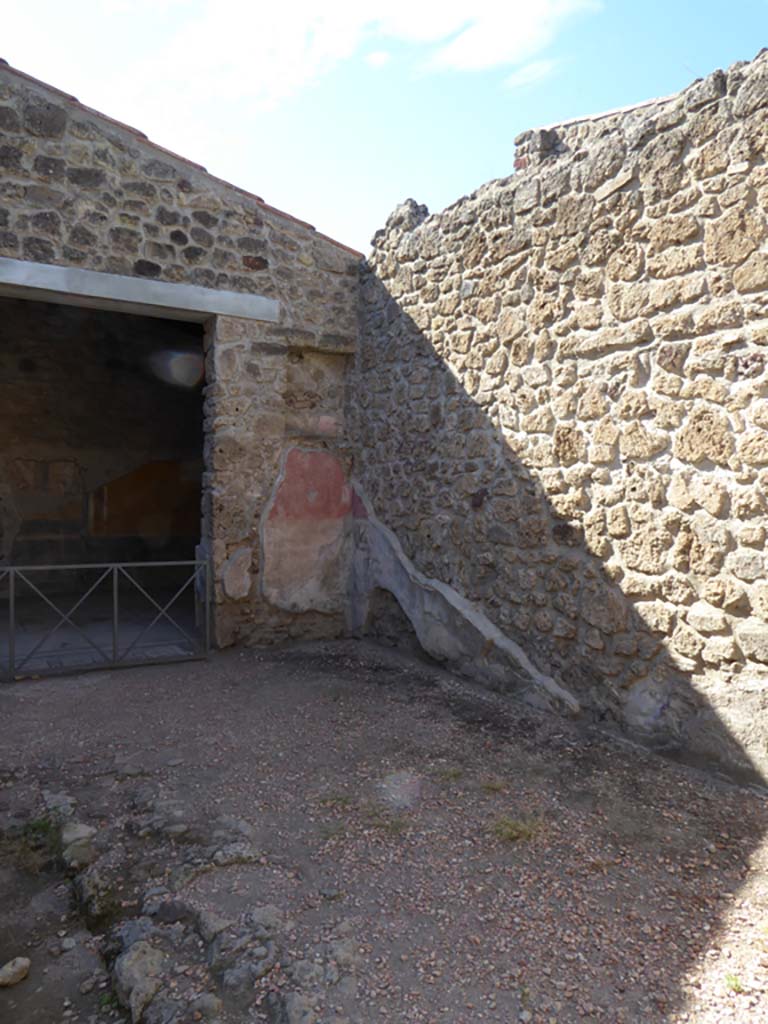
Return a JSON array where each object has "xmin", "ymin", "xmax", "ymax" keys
[
  {"xmin": 0, "ymin": 61, "xmax": 360, "ymax": 646},
  {"xmin": 352, "ymin": 51, "xmax": 768, "ymax": 777}
]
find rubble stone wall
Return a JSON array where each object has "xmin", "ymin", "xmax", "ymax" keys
[
  {"xmin": 0, "ymin": 62, "xmax": 360, "ymax": 645},
  {"xmin": 0, "ymin": 62, "xmax": 358, "ymax": 342},
  {"xmin": 352, "ymin": 52, "xmax": 768, "ymax": 775}
]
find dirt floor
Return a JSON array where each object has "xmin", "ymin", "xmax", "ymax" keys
[{"xmin": 1, "ymin": 640, "xmax": 768, "ymax": 1024}]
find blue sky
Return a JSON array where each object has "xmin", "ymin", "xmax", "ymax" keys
[{"xmin": 4, "ymin": 1, "xmax": 767, "ymax": 252}]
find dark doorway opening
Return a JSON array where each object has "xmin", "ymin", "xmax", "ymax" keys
[{"xmin": 0, "ymin": 297, "xmax": 207, "ymax": 678}]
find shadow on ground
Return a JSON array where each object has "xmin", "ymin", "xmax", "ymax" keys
[
  {"xmin": 1, "ymin": 643, "xmax": 767, "ymax": 1022},
  {"xmin": 344, "ymin": 269, "xmax": 768, "ymax": 1020}
]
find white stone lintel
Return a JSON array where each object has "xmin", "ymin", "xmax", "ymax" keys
[{"xmin": 0, "ymin": 257, "xmax": 279, "ymax": 323}]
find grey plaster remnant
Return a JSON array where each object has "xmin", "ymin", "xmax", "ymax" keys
[
  {"xmin": 0, "ymin": 256, "xmax": 280, "ymax": 324},
  {"xmin": 221, "ymin": 547, "xmax": 253, "ymax": 601},
  {"xmin": 348, "ymin": 487, "xmax": 580, "ymax": 715}
]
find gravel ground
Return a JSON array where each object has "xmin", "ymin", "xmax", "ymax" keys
[{"xmin": 1, "ymin": 639, "xmax": 767, "ymax": 1024}]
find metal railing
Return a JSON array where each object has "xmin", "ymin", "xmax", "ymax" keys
[{"xmin": 0, "ymin": 560, "xmax": 210, "ymax": 682}]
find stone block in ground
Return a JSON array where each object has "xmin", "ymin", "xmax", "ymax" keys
[
  {"xmin": 377, "ymin": 769, "xmax": 422, "ymax": 810},
  {"xmin": 265, "ymin": 990, "xmax": 317, "ymax": 1024},
  {"xmin": 113, "ymin": 941, "xmax": 166, "ymax": 1022},
  {"xmin": 61, "ymin": 822, "xmax": 98, "ymax": 868},
  {"xmin": 0, "ymin": 956, "xmax": 31, "ymax": 987}
]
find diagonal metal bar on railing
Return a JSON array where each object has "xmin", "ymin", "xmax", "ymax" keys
[
  {"xmin": 116, "ymin": 564, "xmax": 204, "ymax": 662},
  {"xmin": 14, "ymin": 567, "xmax": 113, "ymax": 671},
  {"xmin": 116, "ymin": 564, "xmax": 203, "ymax": 661},
  {"xmin": 1, "ymin": 560, "xmax": 209, "ymax": 681},
  {"xmin": 14, "ymin": 568, "xmax": 113, "ymax": 670}
]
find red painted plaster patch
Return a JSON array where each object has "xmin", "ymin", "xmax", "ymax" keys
[{"xmin": 269, "ymin": 449, "xmax": 351, "ymax": 521}]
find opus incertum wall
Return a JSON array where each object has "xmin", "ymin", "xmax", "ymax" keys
[
  {"xmin": 350, "ymin": 51, "xmax": 768, "ymax": 780},
  {"xmin": 0, "ymin": 59, "xmax": 360, "ymax": 647}
]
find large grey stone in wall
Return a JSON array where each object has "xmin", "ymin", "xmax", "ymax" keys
[{"xmin": 221, "ymin": 547, "xmax": 253, "ymax": 601}]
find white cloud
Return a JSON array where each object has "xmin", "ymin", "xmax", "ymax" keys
[
  {"xmin": 365, "ymin": 51, "xmax": 392, "ymax": 68},
  {"xmin": 425, "ymin": 1, "xmax": 598, "ymax": 71},
  {"xmin": 3, "ymin": 1, "xmax": 600, "ymax": 114},
  {"xmin": 504, "ymin": 58, "xmax": 559, "ymax": 90},
  {"xmin": 373, "ymin": 4, "xmax": 471, "ymax": 45}
]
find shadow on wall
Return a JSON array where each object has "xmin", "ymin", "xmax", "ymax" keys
[
  {"xmin": 345, "ymin": 263, "xmax": 768, "ymax": 1024},
  {"xmin": 349, "ymin": 267, "xmax": 764, "ymax": 790}
]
